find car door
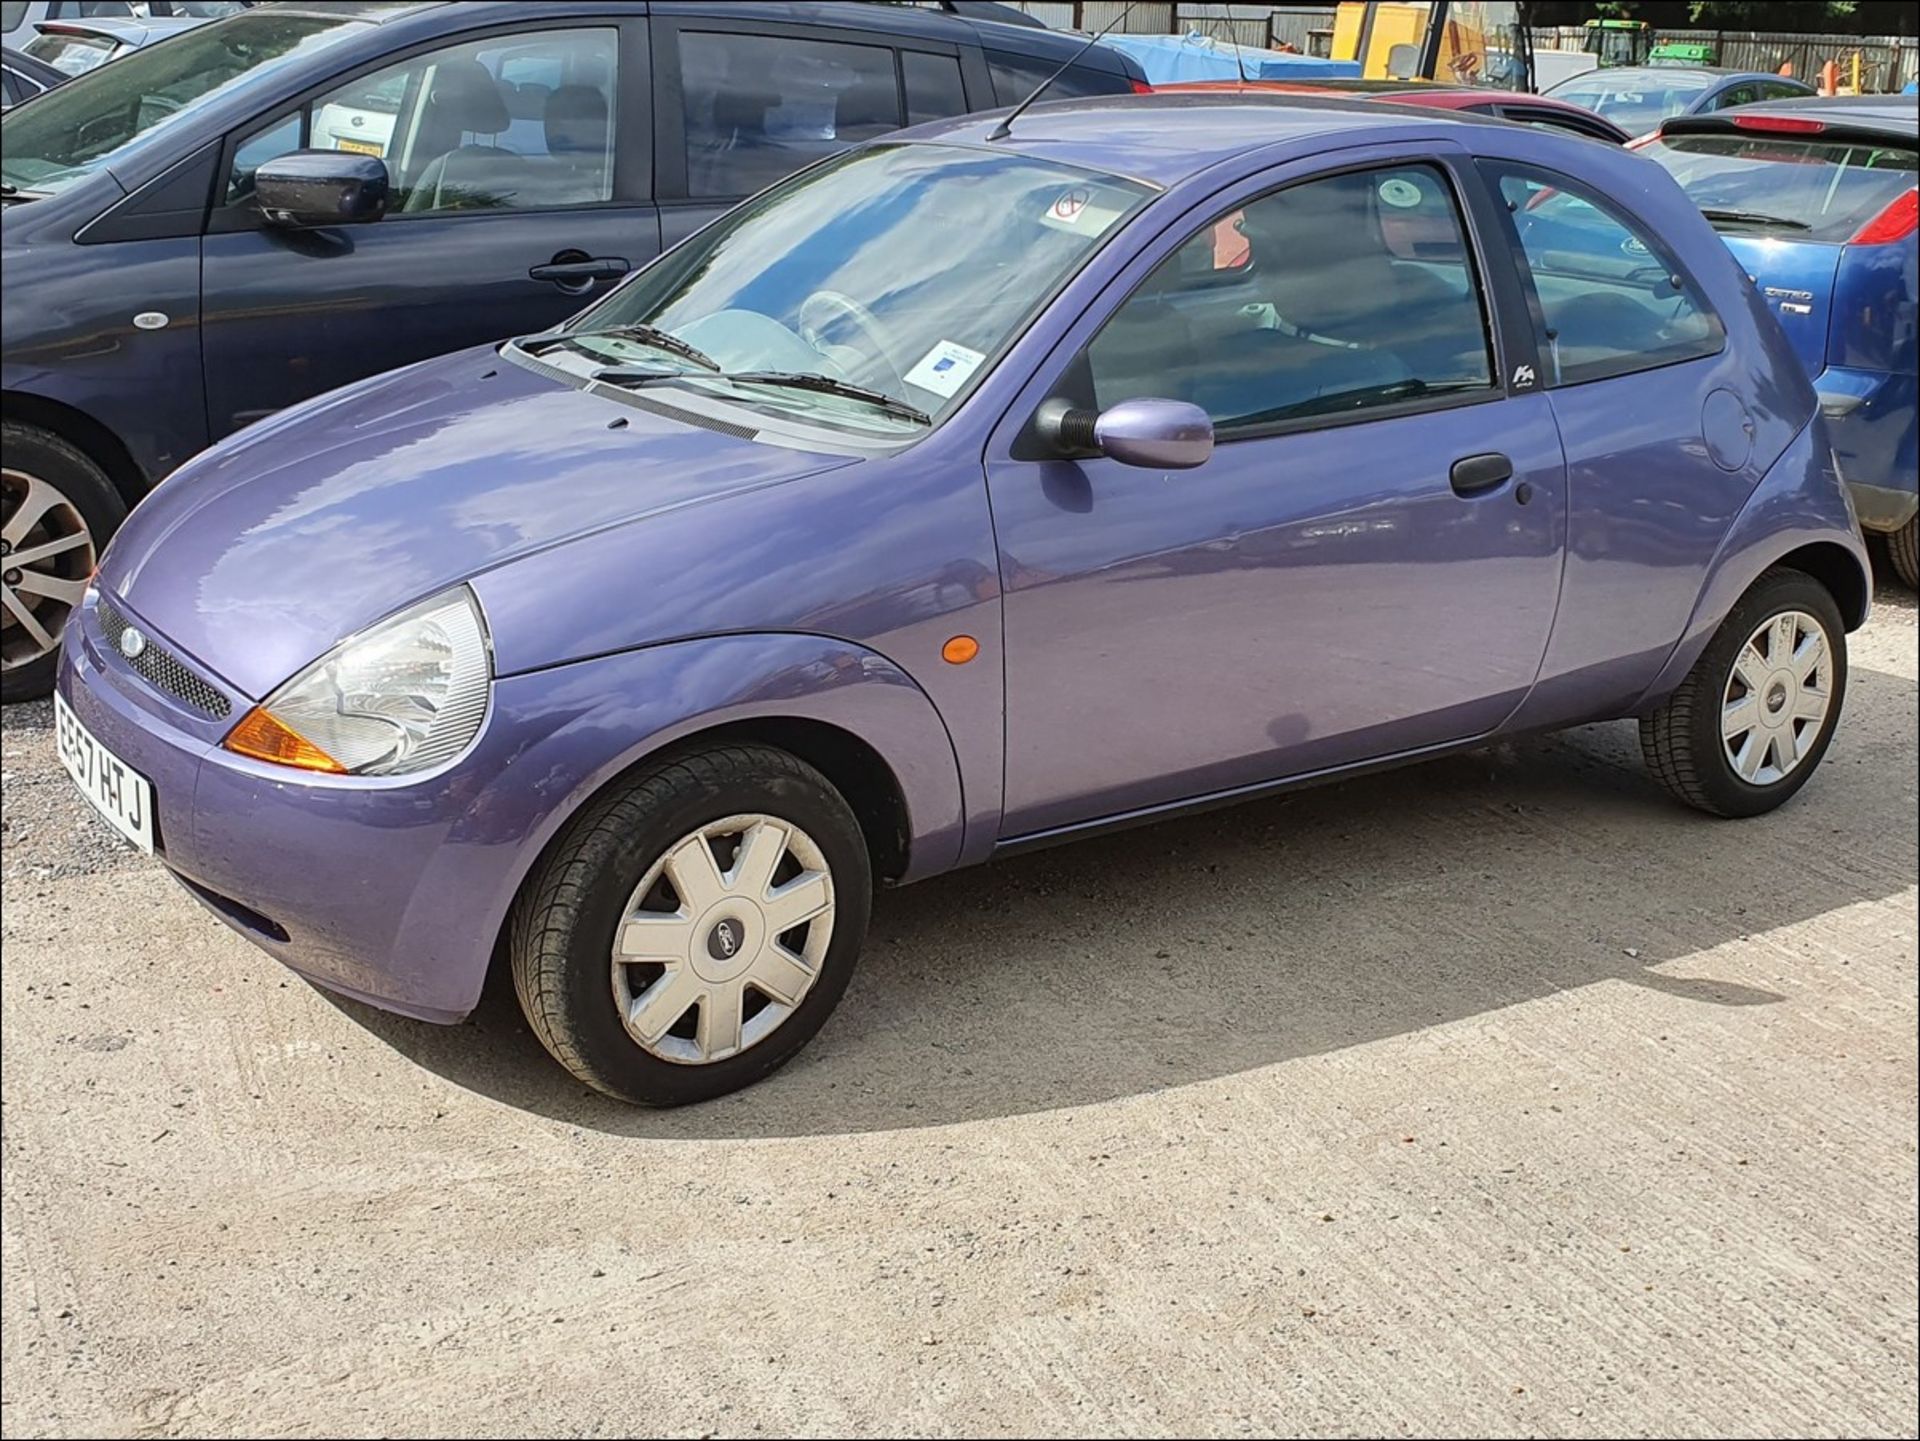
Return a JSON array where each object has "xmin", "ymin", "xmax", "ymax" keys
[
  {"xmin": 650, "ymin": 11, "xmax": 981, "ymax": 250},
  {"xmin": 1479, "ymin": 156, "xmax": 1753, "ymax": 722},
  {"xmin": 984, "ymin": 149, "xmax": 1569, "ymax": 838},
  {"xmin": 198, "ymin": 15, "xmax": 659, "ymax": 437}
]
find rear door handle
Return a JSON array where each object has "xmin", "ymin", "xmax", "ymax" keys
[
  {"xmin": 1450, "ymin": 452, "xmax": 1514, "ymax": 497},
  {"xmin": 529, "ymin": 256, "xmax": 629, "ymax": 285}
]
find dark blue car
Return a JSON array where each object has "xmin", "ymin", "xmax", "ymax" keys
[
  {"xmin": 0, "ymin": 0, "xmax": 1145, "ymax": 698},
  {"xmin": 1639, "ymin": 96, "xmax": 1918, "ymax": 588},
  {"xmin": 1545, "ymin": 66, "xmax": 1814, "ymax": 138}
]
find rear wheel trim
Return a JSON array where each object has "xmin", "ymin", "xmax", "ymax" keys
[
  {"xmin": 609, "ymin": 813, "xmax": 835, "ymax": 1066},
  {"xmin": 1721, "ymin": 609, "xmax": 1832, "ymax": 786},
  {"xmin": 1, "ymin": 468, "xmax": 97, "ymax": 673}
]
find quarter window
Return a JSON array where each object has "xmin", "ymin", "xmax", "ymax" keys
[
  {"xmin": 987, "ymin": 50, "xmax": 1132, "ymax": 104},
  {"xmin": 902, "ymin": 49, "xmax": 966, "ymax": 125},
  {"xmin": 1488, "ymin": 165, "xmax": 1721, "ymax": 385},
  {"xmin": 1084, "ymin": 165, "xmax": 1495, "ymax": 433},
  {"xmin": 679, "ymin": 31, "xmax": 901, "ymax": 200},
  {"xmin": 225, "ymin": 27, "xmax": 619, "ymax": 215}
]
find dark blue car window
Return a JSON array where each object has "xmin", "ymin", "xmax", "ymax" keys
[
  {"xmin": 0, "ymin": 9, "xmax": 373, "ymax": 196},
  {"xmin": 1490, "ymin": 166, "xmax": 1722, "ymax": 386},
  {"xmin": 903, "ymin": 49, "xmax": 965, "ymax": 125},
  {"xmin": 225, "ymin": 26, "xmax": 621, "ymax": 214},
  {"xmin": 987, "ymin": 49, "xmax": 1131, "ymax": 105},
  {"xmin": 1085, "ymin": 165, "xmax": 1495, "ymax": 433},
  {"xmin": 678, "ymin": 30, "xmax": 902, "ymax": 200}
]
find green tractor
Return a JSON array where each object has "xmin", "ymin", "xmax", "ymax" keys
[{"xmin": 1581, "ymin": 17, "xmax": 1650, "ymax": 67}]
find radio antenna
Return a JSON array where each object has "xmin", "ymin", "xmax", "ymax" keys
[
  {"xmin": 1210, "ymin": 9, "xmax": 1251, "ymax": 88},
  {"xmin": 987, "ymin": 0, "xmax": 1138, "ymax": 142}
]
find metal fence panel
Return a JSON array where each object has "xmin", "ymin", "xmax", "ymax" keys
[{"xmin": 1531, "ymin": 26, "xmax": 1918, "ymax": 93}]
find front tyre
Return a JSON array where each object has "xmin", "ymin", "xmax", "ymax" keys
[
  {"xmin": 2, "ymin": 424, "xmax": 126, "ymax": 703},
  {"xmin": 1639, "ymin": 568, "xmax": 1847, "ymax": 818},
  {"xmin": 510, "ymin": 744, "xmax": 872, "ymax": 1106}
]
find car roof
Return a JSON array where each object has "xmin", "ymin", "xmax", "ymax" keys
[
  {"xmin": 1565, "ymin": 65, "xmax": 1788, "ymax": 85},
  {"xmin": 266, "ymin": 0, "xmax": 1153, "ymax": 78},
  {"xmin": 899, "ymin": 92, "xmax": 1499, "ymax": 186},
  {"xmin": 1154, "ymin": 78, "xmax": 1601, "ymax": 114},
  {"xmin": 1664, "ymin": 92, "xmax": 1919, "ymax": 141}
]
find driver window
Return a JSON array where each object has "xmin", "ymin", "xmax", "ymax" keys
[
  {"xmin": 1490, "ymin": 166, "xmax": 1721, "ymax": 385},
  {"xmin": 225, "ymin": 27, "xmax": 618, "ymax": 215},
  {"xmin": 1084, "ymin": 164, "xmax": 1495, "ymax": 433}
]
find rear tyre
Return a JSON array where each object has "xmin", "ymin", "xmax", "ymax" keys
[
  {"xmin": 1639, "ymin": 568, "xmax": 1847, "ymax": 818},
  {"xmin": 2, "ymin": 424, "xmax": 126, "ymax": 704},
  {"xmin": 510, "ymin": 743, "xmax": 872, "ymax": 1106},
  {"xmin": 1889, "ymin": 517, "xmax": 1918, "ymax": 591}
]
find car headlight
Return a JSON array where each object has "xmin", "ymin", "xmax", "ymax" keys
[{"xmin": 224, "ymin": 588, "xmax": 491, "ymax": 777}]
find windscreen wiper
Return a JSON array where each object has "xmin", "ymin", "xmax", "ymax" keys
[
  {"xmin": 583, "ymin": 363, "xmax": 932, "ymax": 427},
  {"xmin": 720, "ymin": 371, "xmax": 932, "ymax": 426},
  {"xmin": 521, "ymin": 323, "xmax": 719, "ymax": 372},
  {"xmin": 1699, "ymin": 208, "xmax": 1811, "ymax": 232}
]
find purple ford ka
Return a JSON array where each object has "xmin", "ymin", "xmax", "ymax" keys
[{"xmin": 56, "ymin": 96, "xmax": 1870, "ymax": 1106}]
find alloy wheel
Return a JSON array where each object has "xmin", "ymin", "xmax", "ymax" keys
[
  {"xmin": 1, "ymin": 468, "xmax": 96, "ymax": 672},
  {"xmin": 1722, "ymin": 609, "xmax": 1832, "ymax": 786},
  {"xmin": 610, "ymin": 813, "xmax": 836, "ymax": 1065}
]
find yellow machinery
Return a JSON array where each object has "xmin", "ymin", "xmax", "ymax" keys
[{"xmin": 1331, "ymin": 1, "xmax": 1531, "ymax": 89}]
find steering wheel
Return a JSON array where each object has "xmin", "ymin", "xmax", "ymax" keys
[{"xmin": 798, "ymin": 289, "xmax": 908, "ymax": 395}]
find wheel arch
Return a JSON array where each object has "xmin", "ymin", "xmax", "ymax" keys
[
  {"xmin": 1632, "ymin": 422, "xmax": 1872, "ymax": 714},
  {"xmin": 2, "ymin": 390, "xmax": 149, "ymax": 510},
  {"xmin": 451, "ymin": 633, "xmax": 969, "ymax": 1010}
]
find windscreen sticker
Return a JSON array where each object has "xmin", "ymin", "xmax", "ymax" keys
[
  {"xmin": 1040, "ymin": 186, "xmax": 1126, "ymax": 236},
  {"xmin": 904, "ymin": 340, "xmax": 987, "ymax": 398},
  {"xmin": 1378, "ymin": 177, "xmax": 1424, "ymax": 209}
]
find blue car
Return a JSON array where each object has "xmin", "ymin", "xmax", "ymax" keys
[
  {"xmin": 55, "ymin": 96, "xmax": 1867, "ymax": 1104},
  {"xmin": 1545, "ymin": 66, "xmax": 1814, "ymax": 137},
  {"xmin": 1639, "ymin": 96, "xmax": 1918, "ymax": 587},
  {"xmin": 0, "ymin": 0, "xmax": 1145, "ymax": 700}
]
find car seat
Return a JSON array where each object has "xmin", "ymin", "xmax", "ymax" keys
[
  {"xmin": 402, "ymin": 58, "xmax": 532, "ymax": 211},
  {"xmin": 535, "ymin": 83, "xmax": 611, "ymax": 204}
]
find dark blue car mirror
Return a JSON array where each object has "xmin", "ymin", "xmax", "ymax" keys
[{"xmin": 256, "ymin": 150, "xmax": 389, "ymax": 228}]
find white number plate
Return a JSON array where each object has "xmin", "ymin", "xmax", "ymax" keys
[{"xmin": 54, "ymin": 691, "xmax": 155, "ymax": 854}]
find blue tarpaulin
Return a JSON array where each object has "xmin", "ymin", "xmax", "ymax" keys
[{"xmin": 1101, "ymin": 32, "xmax": 1362, "ymax": 85}]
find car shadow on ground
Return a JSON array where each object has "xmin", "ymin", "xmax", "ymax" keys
[{"xmin": 322, "ymin": 644, "xmax": 1917, "ymax": 1140}]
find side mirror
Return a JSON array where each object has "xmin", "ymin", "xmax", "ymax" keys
[
  {"xmin": 256, "ymin": 150, "xmax": 389, "ymax": 228},
  {"xmin": 1036, "ymin": 397, "xmax": 1214, "ymax": 470}
]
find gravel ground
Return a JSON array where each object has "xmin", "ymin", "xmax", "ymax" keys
[{"xmin": 2, "ymin": 581, "xmax": 1915, "ymax": 1439}]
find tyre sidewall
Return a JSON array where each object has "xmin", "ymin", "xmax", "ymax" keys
[
  {"xmin": 1684, "ymin": 572, "xmax": 1848, "ymax": 818},
  {"xmin": 540, "ymin": 758, "xmax": 872, "ymax": 1107},
  {"xmin": 2, "ymin": 425, "xmax": 128, "ymax": 703}
]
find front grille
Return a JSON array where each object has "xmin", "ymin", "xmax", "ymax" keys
[{"xmin": 96, "ymin": 598, "xmax": 232, "ymax": 720}]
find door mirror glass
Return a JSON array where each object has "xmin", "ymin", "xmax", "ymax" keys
[{"xmin": 256, "ymin": 150, "xmax": 389, "ymax": 227}]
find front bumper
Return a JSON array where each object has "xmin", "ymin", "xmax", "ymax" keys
[{"xmin": 58, "ymin": 590, "xmax": 537, "ymax": 1023}]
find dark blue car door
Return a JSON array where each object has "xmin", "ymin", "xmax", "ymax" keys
[{"xmin": 198, "ymin": 12, "xmax": 659, "ymax": 437}]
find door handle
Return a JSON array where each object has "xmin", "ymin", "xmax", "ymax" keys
[
  {"xmin": 1450, "ymin": 451, "xmax": 1514, "ymax": 497},
  {"xmin": 529, "ymin": 255, "xmax": 629, "ymax": 286}
]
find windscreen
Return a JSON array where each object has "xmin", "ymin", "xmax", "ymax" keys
[{"xmin": 1645, "ymin": 131, "xmax": 1917, "ymax": 241}]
